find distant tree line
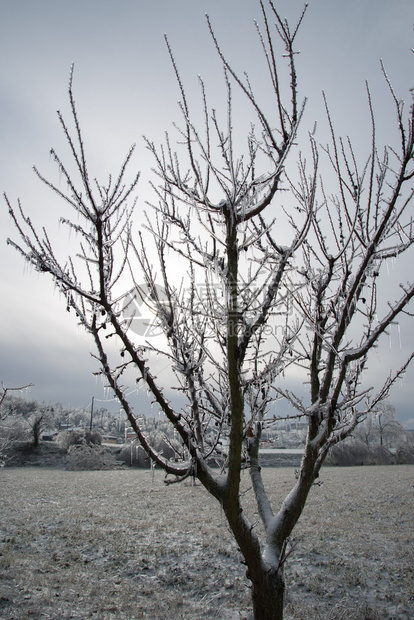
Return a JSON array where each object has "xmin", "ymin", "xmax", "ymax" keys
[
  {"xmin": 0, "ymin": 390, "xmax": 123, "ymax": 456},
  {"xmin": 1, "ymin": 387, "xmax": 412, "ymax": 468},
  {"xmin": 325, "ymin": 402, "xmax": 414, "ymax": 466}
]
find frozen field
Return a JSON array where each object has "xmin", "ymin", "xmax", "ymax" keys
[{"xmin": 0, "ymin": 466, "xmax": 413, "ymax": 619}]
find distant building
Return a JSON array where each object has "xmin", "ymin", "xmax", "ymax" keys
[
  {"xmin": 41, "ymin": 431, "xmax": 58, "ymax": 442},
  {"xmin": 125, "ymin": 426, "xmax": 137, "ymax": 443}
]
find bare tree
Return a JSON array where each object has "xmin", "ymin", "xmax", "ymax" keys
[
  {"xmin": 370, "ymin": 402, "xmax": 405, "ymax": 448},
  {"xmin": 5, "ymin": 2, "xmax": 414, "ymax": 618},
  {"xmin": 25, "ymin": 405, "xmax": 54, "ymax": 448},
  {"xmin": 354, "ymin": 414, "xmax": 375, "ymax": 446},
  {"xmin": 0, "ymin": 382, "xmax": 34, "ymax": 460},
  {"xmin": 354, "ymin": 401, "xmax": 406, "ymax": 448}
]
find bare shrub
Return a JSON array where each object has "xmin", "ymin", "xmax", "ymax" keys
[
  {"xmin": 325, "ymin": 441, "xmax": 395, "ymax": 466},
  {"xmin": 395, "ymin": 443, "xmax": 414, "ymax": 464},
  {"xmin": 119, "ymin": 443, "xmax": 150, "ymax": 467},
  {"xmin": 57, "ymin": 430, "xmax": 102, "ymax": 452},
  {"xmin": 325, "ymin": 441, "xmax": 371, "ymax": 466},
  {"xmin": 66, "ymin": 443, "xmax": 117, "ymax": 470},
  {"xmin": 120, "ymin": 436, "xmax": 177, "ymax": 468},
  {"xmin": 371, "ymin": 446, "xmax": 395, "ymax": 465}
]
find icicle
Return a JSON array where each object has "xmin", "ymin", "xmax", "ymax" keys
[{"xmin": 397, "ymin": 323, "xmax": 401, "ymax": 350}]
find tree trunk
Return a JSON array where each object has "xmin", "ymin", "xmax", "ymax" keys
[
  {"xmin": 223, "ymin": 497, "xmax": 286, "ymax": 620},
  {"xmin": 250, "ymin": 566, "xmax": 285, "ymax": 620}
]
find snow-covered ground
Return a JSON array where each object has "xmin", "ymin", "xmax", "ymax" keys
[{"xmin": 0, "ymin": 466, "xmax": 412, "ymax": 619}]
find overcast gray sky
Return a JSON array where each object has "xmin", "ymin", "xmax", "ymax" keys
[{"xmin": 1, "ymin": 0, "xmax": 413, "ymax": 426}]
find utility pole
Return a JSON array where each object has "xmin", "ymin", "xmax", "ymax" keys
[{"xmin": 89, "ymin": 397, "xmax": 94, "ymax": 431}]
